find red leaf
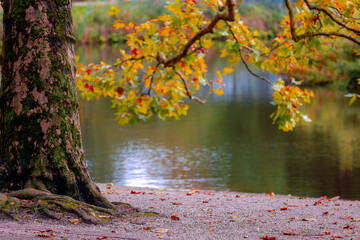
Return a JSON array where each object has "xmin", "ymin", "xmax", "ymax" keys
[
  {"xmin": 280, "ymin": 207, "xmax": 288, "ymax": 211},
  {"xmin": 130, "ymin": 190, "xmax": 141, "ymax": 194},
  {"xmin": 314, "ymin": 196, "xmax": 327, "ymax": 205},
  {"xmin": 96, "ymin": 237, "xmax": 108, "ymax": 239},
  {"xmin": 323, "ymin": 231, "xmax": 331, "ymax": 235},
  {"xmin": 116, "ymin": 87, "xmax": 124, "ymax": 98},
  {"xmin": 89, "ymin": 85, "xmax": 94, "ymax": 92},
  {"xmin": 171, "ymin": 215, "xmax": 180, "ymax": 221},
  {"xmin": 159, "ymin": 198, "xmax": 166, "ymax": 201},
  {"xmin": 261, "ymin": 236, "xmax": 276, "ymax": 240},
  {"xmin": 171, "ymin": 202, "xmax": 183, "ymax": 205},
  {"xmin": 136, "ymin": 97, "xmax": 142, "ymax": 103},
  {"xmin": 202, "ymin": 201, "xmax": 209, "ymax": 203},
  {"xmin": 85, "ymin": 69, "xmax": 91, "ymax": 75},
  {"xmin": 333, "ymin": 221, "xmax": 338, "ymax": 224},
  {"xmin": 84, "ymin": 83, "xmax": 89, "ymax": 89},
  {"xmin": 283, "ymin": 230, "xmax": 292, "ymax": 235},
  {"xmin": 179, "ymin": 61, "xmax": 185, "ymax": 67},
  {"xmin": 323, "ymin": 211, "xmax": 329, "ymax": 215},
  {"xmin": 131, "ymin": 48, "xmax": 141, "ymax": 56},
  {"xmin": 268, "ymin": 192, "xmax": 275, "ymax": 197}
]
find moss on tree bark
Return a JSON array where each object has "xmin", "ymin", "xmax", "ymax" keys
[{"xmin": 0, "ymin": 0, "xmax": 113, "ymax": 209}]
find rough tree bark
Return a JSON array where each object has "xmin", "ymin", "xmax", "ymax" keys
[{"xmin": 0, "ymin": 0, "xmax": 113, "ymax": 208}]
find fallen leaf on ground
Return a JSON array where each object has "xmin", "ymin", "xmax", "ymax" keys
[
  {"xmin": 201, "ymin": 209, "xmax": 212, "ymax": 212},
  {"xmin": 171, "ymin": 202, "xmax": 183, "ymax": 205},
  {"xmin": 283, "ymin": 230, "xmax": 292, "ymax": 235},
  {"xmin": 329, "ymin": 196, "xmax": 340, "ymax": 201},
  {"xmin": 171, "ymin": 215, "xmax": 180, "ymax": 220},
  {"xmin": 351, "ymin": 217, "xmax": 360, "ymax": 222},
  {"xmin": 268, "ymin": 192, "xmax": 275, "ymax": 197},
  {"xmin": 266, "ymin": 209, "xmax": 275, "ymax": 212},
  {"xmin": 261, "ymin": 236, "xmax": 276, "ymax": 240},
  {"xmin": 302, "ymin": 218, "xmax": 316, "ymax": 221},
  {"xmin": 151, "ymin": 228, "xmax": 169, "ymax": 233},
  {"xmin": 209, "ymin": 228, "xmax": 214, "ymax": 231},
  {"xmin": 323, "ymin": 231, "xmax": 331, "ymax": 235},
  {"xmin": 38, "ymin": 234, "xmax": 56, "ymax": 238},
  {"xmin": 131, "ymin": 190, "xmax": 141, "ymax": 194},
  {"xmin": 203, "ymin": 201, "xmax": 209, "ymax": 203},
  {"xmin": 280, "ymin": 207, "xmax": 288, "ymax": 211},
  {"xmin": 332, "ymin": 234, "xmax": 344, "ymax": 238},
  {"xmin": 96, "ymin": 237, "xmax": 108, "ymax": 239},
  {"xmin": 70, "ymin": 219, "xmax": 79, "ymax": 224},
  {"xmin": 314, "ymin": 196, "xmax": 327, "ymax": 205}
]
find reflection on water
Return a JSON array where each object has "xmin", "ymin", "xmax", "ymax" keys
[{"xmin": 77, "ymin": 46, "xmax": 360, "ymax": 199}]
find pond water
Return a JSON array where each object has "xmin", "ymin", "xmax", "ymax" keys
[{"xmin": 77, "ymin": 45, "xmax": 360, "ymax": 199}]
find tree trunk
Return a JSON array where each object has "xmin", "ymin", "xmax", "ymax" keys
[{"xmin": 0, "ymin": 0, "xmax": 113, "ymax": 208}]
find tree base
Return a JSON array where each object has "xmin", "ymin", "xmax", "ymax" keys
[{"xmin": 0, "ymin": 189, "xmax": 148, "ymax": 224}]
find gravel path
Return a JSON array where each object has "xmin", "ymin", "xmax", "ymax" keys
[{"xmin": 0, "ymin": 184, "xmax": 359, "ymax": 240}]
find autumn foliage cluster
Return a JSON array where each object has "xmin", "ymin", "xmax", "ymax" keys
[{"xmin": 76, "ymin": 0, "xmax": 360, "ymax": 132}]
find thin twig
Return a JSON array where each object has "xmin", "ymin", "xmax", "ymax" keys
[
  {"xmin": 225, "ymin": 22, "xmax": 272, "ymax": 85},
  {"xmin": 173, "ymin": 68, "xmax": 211, "ymax": 104}
]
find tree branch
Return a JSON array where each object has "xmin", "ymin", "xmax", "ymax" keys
[
  {"xmin": 285, "ymin": 0, "xmax": 360, "ymax": 45},
  {"xmin": 303, "ymin": 0, "xmax": 360, "ymax": 36},
  {"xmin": 164, "ymin": 0, "xmax": 243, "ymax": 67}
]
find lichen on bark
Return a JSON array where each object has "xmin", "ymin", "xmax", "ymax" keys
[{"xmin": 0, "ymin": 0, "xmax": 113, "ymax": 208}]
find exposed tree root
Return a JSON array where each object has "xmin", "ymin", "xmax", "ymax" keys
[{"xmin": 0, "ymin": 188, "xmax": 145, "ymax": 224}]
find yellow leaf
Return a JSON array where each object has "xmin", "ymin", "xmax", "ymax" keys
[
  {"xmin": 349, "ymin": 94, "xmax": 357, "ymax": 106},
  {"xmin": 128, "ymin": 22, "xmax": 135, "ymax": 29},
  {"xmin": 214, "ymin": 88, "xmax": 224, "ymax": 96},
  {"xmin": 107, "ymin": 6, "xmax": 121, "ymax": 16},
  {"xmin": 253, "ymin": 30, "xmax": 258, "ymax": 37},
  {"xmin": 113, "ymin": 21, "xmax": 125, "ymax": 30},
  {"xmin": 203, "ymin": 38, "xmax": 212, "ymax": 49},
  {"xmin": 357, "ymin": 78, "xmax": 360, "ymax": 85},
  {"xmin": 220, "ymin": 49, "xmax": 227, "ymax": 58},
  {"xmin": 70, "ymin": 219, "xmax": 80, "ymax": 224},
  {"xmin": 223, "ymin": 67, "xmax": 234, "ymax": 75},
  {"xmin": 216, "ymin": 70, "xmax": 223, "ymax": 80}
]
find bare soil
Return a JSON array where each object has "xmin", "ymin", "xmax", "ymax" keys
[{"xmin": 1, "ymin": 184, "xmax": 360, "ymax": 240}]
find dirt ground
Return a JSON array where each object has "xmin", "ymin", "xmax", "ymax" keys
[{"xmin": 0, "ymin": 184, "xmax": 359, "ymax": 240}]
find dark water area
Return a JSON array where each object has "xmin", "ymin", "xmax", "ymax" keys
[{"xmin": 77, "ymin": 45, "xmax": 360, "ymax": 199}]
